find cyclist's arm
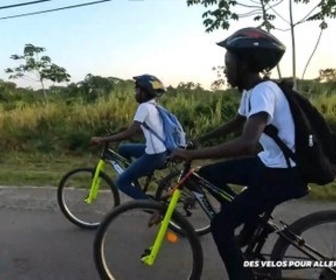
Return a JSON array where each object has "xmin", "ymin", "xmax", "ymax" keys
[
  {"xmin": 98, "ymin": 121, "xmax": 142, "ymax": 143},
  {"xmin": 196, "ymin": 114, "xmax": 246, "ymax": 143},
  {"xmin": 186, "ymin": 112, "xmax": 267, "ymax": 159}
]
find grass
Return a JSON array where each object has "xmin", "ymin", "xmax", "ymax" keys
[
  {"xmin": 0, "ymin": 152, "xmax": 98, "ymax": 187},
  {"xmin": 0, "ymin": 151, "xmax": 336, "ymax": 201},
  {"xmin": 1, "ymin": 82, "xmax": 336, "ymax": 202}
]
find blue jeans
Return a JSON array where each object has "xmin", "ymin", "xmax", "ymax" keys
[
  {"xmin": 197, "ymin": 156, "xmax": 309, "ymax": 280},
  {"xmin": 116, "ymin": 144, "xmax": 167, "ymax": 199}
]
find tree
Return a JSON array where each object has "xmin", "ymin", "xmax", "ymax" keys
[
  {"xmin": 77, "ymin": 74, "xmax": 115, "ymax": 101},
  {"xmin": 318, "ymin": 68, "xmax": 336, "ymax": 83},
  {"xmin": 211, "ymin": 66, "xmax": 226, "ymax": 90},
  {"xmin": 187, "ymin": 0, "xmax": 335, "ymax": 89},
  {"xmin": 5, "ymin": 44, "xmax": 71, "ymax": 100},
  {"xmin": 176, "ymin": 81, "xmax": 204, "ymax": 91}
]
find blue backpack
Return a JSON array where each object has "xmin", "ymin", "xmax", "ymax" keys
[{"xmin": 143, "ymin": 105, "xmax": 186, "ymax": 152}]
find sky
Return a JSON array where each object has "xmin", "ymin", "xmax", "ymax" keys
[{"xmin": 1, "ymin": 0, "xmax": 336, "ymax": 90}]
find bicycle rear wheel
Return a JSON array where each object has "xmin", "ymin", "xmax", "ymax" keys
[
  {"xmin": 270, "ymin": 210, "xmax": 336, "ymax": 280},
  {"xmin": 57, "ymin": 167, "xmax": 120, "ymax": 229},
  {"xmin": 94, "ymin": 200, "xmax": 203, "ymax": 280}
]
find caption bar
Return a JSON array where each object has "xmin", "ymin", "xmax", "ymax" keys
[{"xmin": 244, "ymin": 260, "xmax": 336, "ymax": 268}]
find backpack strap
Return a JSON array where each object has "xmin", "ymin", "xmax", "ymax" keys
[
  {"xmin": 263, "ymin": 125, "xmax": 297, "ymax": 168},
  {"xmin": 142, "ymin": 121, "xmax": 165, "ymax": 144},
  {"xmin": 141, "ymin": 103, "xmax": 166, "ymax": 145},
  {"xmin": 247, "ymin": 82, "xmax": 296, "ymax": 168}
]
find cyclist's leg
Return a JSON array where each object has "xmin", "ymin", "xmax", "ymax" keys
[
  {"xmin": 211, "ymin": 185, "xmax": 308, "ymax": 280},
  {"xmin": 209, "ymin": 163, "xmax": 308, "ymax": 280},
  {"xmin": 197, "ymin": 157, "xmax": 263, "ymax": 246},
  {"xmin": 116, "ymin": 152, "xmax": 167, "ymax": 200},
  {"xmin": 197, "ymin": 157, "xmax": 307, "ymax": 246},
  {"xmin": 117, "ymin": 143, "xmax": 146, "ymax": 161},
  {"xmin": 197, "ymin": 157, "xmax": 261, "ymax": 280},
  {"xmin": 211, "ymin": 188, "xmax": 271, "ymax": 280},
  {"xmin": 197, "ymin": 156, "xmax": 259, "ymax": 198}
]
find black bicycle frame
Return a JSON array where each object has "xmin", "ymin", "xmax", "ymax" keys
[
  {"xmin": 176, "ymin": 162, "xmax": 336, "ymax": 276},
  {"xmin": 177, "ymin": 164, "xmax": 234, "ymax": 220}
]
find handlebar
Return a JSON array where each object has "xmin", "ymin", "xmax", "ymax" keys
[
  {"xmin": 97, "ymin": 134, "xmax": 197, "ymax": 173},
  {"xmin": 98, "ymin": 130, "xmax": 122, "ymax": 151},
  {"xmin": 182, "ymin": 161, "xmax": 192, "ymax": 173},
  {"xmin": 103, "ymin": 141, "xmax": 109, "ymax": 150},
  {"xmin": 185, "ymin": 140, "xmax": 198, "ymax": 150}
]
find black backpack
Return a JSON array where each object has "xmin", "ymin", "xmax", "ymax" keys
[{"xmin": 261, "ymin": 80, "xmax": 336, "ymax": 185}]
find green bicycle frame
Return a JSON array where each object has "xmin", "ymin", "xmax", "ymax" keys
[
  {"xmin": 84, "ymin": 159, "xmax": 106, "ymax": 204},
  {"xmin": 141, "ymin": 189, "xmax": 181, "ymax": 266}
]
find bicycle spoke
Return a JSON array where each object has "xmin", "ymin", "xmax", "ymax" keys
[
  {"xmin": 271, "ymin": 211, "xmax": 336, "ymax": 280},
  {"xmin": 94, "ymin": 202, "xmax": 203, "ymax": 279},
  {"xmin": 58, "ymin": 168, "xmax": 119, "ymax": 229}
]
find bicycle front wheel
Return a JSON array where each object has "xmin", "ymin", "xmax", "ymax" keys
[
  {"xmin": 57, "ymin": 167, "xmax": 120, "ymax": 230},
  {"xmin": 94, "ymin": 200, "xmax": 203, "ymax": 280},
  {"xmin": 270, "ymin": 210, "xmax": 336, "ymax": 280}
]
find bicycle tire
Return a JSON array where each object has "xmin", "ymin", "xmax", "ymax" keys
[
  {"xmin": 155, "ymin": 172, "xmax": 211, "ymax": 236},
  {"xmin": 94, "ymin": 200, "xmax": 203, "ymax": 280},
  {"xmin": 57, "ymin": 167, "xmax": 120, "ymax": 230},
  {"xmin": 270, "ymin": 210, "xmax": 336, "ymax": 279}
]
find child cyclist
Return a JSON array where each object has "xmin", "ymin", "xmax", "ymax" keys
[
  {"xmin": 91, "ymin": 74, "xmax": 168, "ymax": 199},
  {"xmin": 171, "ymin": 28, "xmax": 309, "ymax": 280}
]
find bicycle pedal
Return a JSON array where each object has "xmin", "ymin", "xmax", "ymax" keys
[{"xmin": 141, "ymin": 248, "xmax": 151, "ymax": 259}]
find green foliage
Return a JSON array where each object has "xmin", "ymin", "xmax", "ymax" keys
[
  {"xmin": 318, "ymin": 68, "xmax": 336, "ymax": 83},
  {"xmin": 5, "ymin": 44, "xmax": 71, "ymax": 99},
  {"xmin": 187, "ymin": 0, "xmax": 279, "ymax": 32},
  {"xmin": 0, "ymin": 75, "xmax": 335, "ymax": 155},
  {"xmin": 211, "ymin": 65, "xmax": 226, "ymax": 90},
  {"xmin": 0, "ymin": 78, "xmax": 240, "ymax": 153},
  {"xmin": 187, "ymin": 0, "xmax": 336, "ymax": 32}
]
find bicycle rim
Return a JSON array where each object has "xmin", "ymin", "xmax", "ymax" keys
[
  {"xmin": 94, "ymin": 200, "xmax": 203, "ymax": 280},
  {"xmin": 271, "ymin": 210, "xmax": 336, "ymax": 280},
  {"xmin": 57, "ymin": 168, "xmax": 120, "ymax": 229}
]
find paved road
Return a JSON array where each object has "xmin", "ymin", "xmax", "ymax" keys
[{"xmin": 0, "ymin": 187, "xmax": 335, "ymax": 280}]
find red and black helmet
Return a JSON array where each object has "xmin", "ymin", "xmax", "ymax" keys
[{"xmin": 217, "ymin": 27, "xmax": 286, "ymax": 71}]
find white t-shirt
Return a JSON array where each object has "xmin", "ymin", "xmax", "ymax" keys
[
  {"xmin": 133, "ymin": 99, "xmax": 166, "ymax": 154},
  {"xmin": 238, "ymin": 81, "xmax": 295, "ymax": 168}
]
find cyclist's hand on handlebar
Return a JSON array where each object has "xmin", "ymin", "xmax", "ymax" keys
[
  {"xmin": 186, "ymin": 139, "xmax": 199, "ymax": 149},
  {"xmin": 170, "ymin": 148, "xmax": 193, "ymax": 162},
  {"xmin": 90, "ymin": 136, "xmax": 104, "ymax": 145}
]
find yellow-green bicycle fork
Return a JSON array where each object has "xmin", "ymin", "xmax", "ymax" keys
[
  {"xmin": 84, "ymin": 159, "xmax": 106, "ymax": 204},
  {"xmin": 141, "ymin": 189, "xmax": 181, "ymax": 266}
]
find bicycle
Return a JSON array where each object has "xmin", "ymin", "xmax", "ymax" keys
[
  {"xmin": 57, "ymin": 141, "xmax": 214, "ymax": 233},
  {"xmin": 93, "ymin": 160, "xmax": 336, "ymax": 280},
  {"xmin": 57, "ymin": 141, "xmax": 180, "ymax": 230}
]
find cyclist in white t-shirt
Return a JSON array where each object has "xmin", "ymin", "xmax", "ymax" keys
[
  {"xmin": 91, "ymin": 74, "xmax": 167, "ymax": 199},
  {"xmin": 171, "ymin": 28, "xmax": 309, "ymax": 280}
]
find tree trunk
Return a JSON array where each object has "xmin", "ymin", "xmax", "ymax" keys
[
  {"xmin": 289, "ymin": 0, "xmax": 297, "ymax": 90},
  {"xmin": 40, "ymin": 78, "xmax": 48, "ymax": 102},
  {"xmin": 302, "ymin": 27, "xmax": 323, "ymax": 80},
  {"xmin": 261, "ymin": 0, "xmax": 282, "ymax": 79}
]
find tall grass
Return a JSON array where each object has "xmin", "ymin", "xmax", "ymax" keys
[
  {"xmin": 311, "ymin": 93, "xmax": 336, "ymax": 131},
  {"xmin": 0, "ymin": 86, "xmax": 335, "ymax": 154}
]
